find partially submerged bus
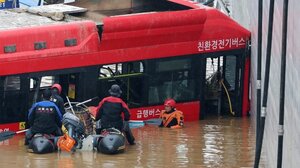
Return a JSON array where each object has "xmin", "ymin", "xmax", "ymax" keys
[{"xmin": 0, "ymin": 0, "xmax": 250, "ymax": 132}]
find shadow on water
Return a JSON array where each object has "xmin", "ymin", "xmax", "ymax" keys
[{"xmin": 0, "ymin": 116, "xmax": 264, "ymax": 168}]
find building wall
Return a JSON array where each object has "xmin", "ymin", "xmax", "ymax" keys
[{"xmin": 230, "ymin": 0, "xmax": 300, "ymax": 167}]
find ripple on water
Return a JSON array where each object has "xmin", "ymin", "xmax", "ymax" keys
[{"xmin": 0, "ymin": 117, "xmax": 264, "ymax": 168}]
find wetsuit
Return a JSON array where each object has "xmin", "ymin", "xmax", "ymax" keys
[
  {"xmin": 25, "ymin": 101, "xmax": 63, "ymax": 145},
  {"xmin": 159, "ymin": 109, "xmax": 184, "ymax": 128},
  {"xmin": 95, "ymin": 96, "xmax": 135, "ymax": 144}
]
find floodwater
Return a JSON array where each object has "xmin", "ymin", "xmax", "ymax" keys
[{"xmin": 0, "ymin": 116, "xmax": 264, "ymax": 168}]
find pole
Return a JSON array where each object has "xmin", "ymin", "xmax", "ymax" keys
[
  {"xmin": 277, "ymin": 0, "xmax": 289, "ymax": 167},
  {"xmin": 254, "ymin": 0, "xmax": 275, "ymax": 167}
]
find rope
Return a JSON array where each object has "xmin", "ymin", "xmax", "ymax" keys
[{"xmin": 220, "ymin": 80, "xmax": 235, "ymax": 116}]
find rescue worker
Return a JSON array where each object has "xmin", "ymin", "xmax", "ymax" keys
[
  {"xmin": 50, "ymin": 83, "xmax": 66, "ymax": 115},
  {"xmin": 94, "ymin": 84, "xmax": 135, "ymax": 145},
  {"xmin": 25, "ymin": 89, "xmax": 63, "ymax": 145},
  {"xmin": 159, "ymin": 98, "xmax": 184, "ymax": 128}
]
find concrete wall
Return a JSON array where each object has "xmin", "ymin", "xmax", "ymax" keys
[{"xmin": 230, "ymin": 0, "xmax": 300, "ymax": 167}]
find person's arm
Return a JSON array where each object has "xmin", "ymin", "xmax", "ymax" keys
[
  {"xmin": 59, "ymin": 99, "xmax": 66, "ymax": 115},
  {"xmin": 171, "ymin": 111, "xmax": 184, "ymax": 129},
  {"xmin": 28, "ymin": 103, "xmax": 38, "ymax": 126},
  {"xmin": 158, "ymin": 110, "xmax": 164, "ymax": 127},
  {"xmin": 159, "ymin": 110, "xmax": 163, "ymax": 119},
  {"xmin": 96, "ymin": 106, "xmax": 103, "ymax": 121},
  {"xmin": 121, "ymin": 101, "xmax": 130, "ymax": 121},
  {"xmin": 53, "ymin": 104, "xmax": 63, "ymax": 127},
  {"xmin": 95, "ymin": 99, "xmax": 105, "ymax": 121},
  {"xmin": 55, "ymin": 111, "xmax": 62, "ymax": 128}
]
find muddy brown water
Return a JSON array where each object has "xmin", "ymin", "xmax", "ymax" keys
[{"xmin": 0, "ymin": 117, "xmax": 264, "ymax": 168}]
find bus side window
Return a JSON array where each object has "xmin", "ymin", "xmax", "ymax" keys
[
  {"xmin": 0, "ymin": 76, "xmax": 25, "ymax": 123},
  {"xmin": 99, "ymin": 64, "xmax": 121, "ymax": 78},
  {"xmin": 148, "ymin": 58, "xmax": 196, "ymax": 105},
  {"xmin": 29, "ymin": 76, "xmax": 55, "ymax": 104},
  {"xmin": 97, "ymin": 61, "xmax": 145, "ymax": 108}
]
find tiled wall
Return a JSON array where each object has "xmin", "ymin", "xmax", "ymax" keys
[{"xmin": 230, "ymin": 0, "xmax": 300, "ymax": 167}]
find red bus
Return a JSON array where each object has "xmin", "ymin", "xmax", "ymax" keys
[{"xmin": 0, "ymin": 0, "xmax": 250, "ymax": 132}]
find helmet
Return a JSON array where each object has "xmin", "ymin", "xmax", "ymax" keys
[
  {"xmin": 164, "ymin": 98, "xmax": 176, "ymax": 108},
  {"xmin": 51, "ymin": 83, "xmax": 62, "ymax": 94},
  {"xmin": 109, "ymin": 84, "xmax": 122, "ymax": 97}
]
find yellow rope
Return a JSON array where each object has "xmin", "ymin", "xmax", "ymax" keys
[{"xmin": 220, "ymin": 80, "xmax": 235, "ymax": 116}]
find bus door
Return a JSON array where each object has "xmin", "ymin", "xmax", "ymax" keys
[
  {"xmin": 59, "ymin": 73, "xmax": 79, "ymax": 102},
  {"xmin": 58, "ymin": 67, "xmax": 99, "ymax": 104},
  {"xmin": 204, "ymin": 53, "xmax": 245, "ymax": 117},
  {"xmin": 28, "ymin": 72, "xmax": 82, "ymax": 105},
  {"xmin": 28, "ymin": 67, "xmax": 99, "ymax": 110}
]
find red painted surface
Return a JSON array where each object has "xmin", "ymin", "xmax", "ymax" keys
[
  {"xmin": 130, "ymin": 101, "xmax": 200, "ymax": 121},
  {"xmin": 0, "ymin": 101, "xmax": 200, "ymax": 131},
  {"xmin": 0, "ymin": 7, "xmax": 250, "ymax": 76},
  {"xmin": 0, "ymin": 122, "xmax": 23, "ymax": 132},
  {"xmin": 0, "ymin": 21, "xmax": 100, "ymax": 76}
]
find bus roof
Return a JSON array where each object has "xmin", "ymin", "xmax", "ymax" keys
[
  {"xmin": 0, "ymin": 4, "xmax": 88, "ymax": 30},
  {"xmin": 0, "ymin": 0, "xmax": 250, "ymax": 76},
  {"xmin": 0, "ymin": 0, "xmax": 199, "ymax": 30}
]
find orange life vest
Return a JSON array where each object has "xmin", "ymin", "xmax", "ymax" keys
[{"xmin": 159, "ymin": 110, "xmax": 184, "ymax": 128}]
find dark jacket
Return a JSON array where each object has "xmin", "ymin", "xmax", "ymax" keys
[
  {"xmin": 28, "ymin": 101, "xmax": 62, "ymax": 134},
  {"xmin": 95, "ymin": 96, "xmax": 131, "ymax": 131},
  {"xmin": 50, "ymin": 93, "xmax": 65, "ymax": 115}
]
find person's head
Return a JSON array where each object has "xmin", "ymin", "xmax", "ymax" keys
[
  {"xmin": 42, "ymin": 89, "xmax": 52, "ymax": 100},
  {"xmin": 108, "ymin": 84, "xmax": 122, "ymax": 97},
  {"xmin": 164, "ymin": 98, "xmax": 176, "ymax": 112},
  {"xmin": 51, "ymin": 83, "xmax": 62, "ymax": 95}
]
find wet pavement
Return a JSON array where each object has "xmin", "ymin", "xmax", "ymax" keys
[{"xmin": 0, "ymin": 116, "xmax": 264, "ymax": 168}]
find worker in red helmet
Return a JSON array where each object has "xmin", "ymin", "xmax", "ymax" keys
[
  {"xmin": 50, "ymin": 83, "xmax": 65, "ymax": 115},
  {"xmin": 159, "ymin": 98, "xmax": 184, "ymax": 129}
]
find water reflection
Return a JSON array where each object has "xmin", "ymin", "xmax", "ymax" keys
[{"xmin": 0, "ymin": 117, "xmax": 263, "ymax": 168}]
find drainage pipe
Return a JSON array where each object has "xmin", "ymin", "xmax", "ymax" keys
[
  {"xmin": 254, "ymin": 0, "xmax": 275, "ymax": 167},
  {"xmin": 256, "ymin": 0, "xmax": 263, "ymax": 146},
  {"xmin": 277, "ymin": 0, "xmax": 289, "ymax": 167}
]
